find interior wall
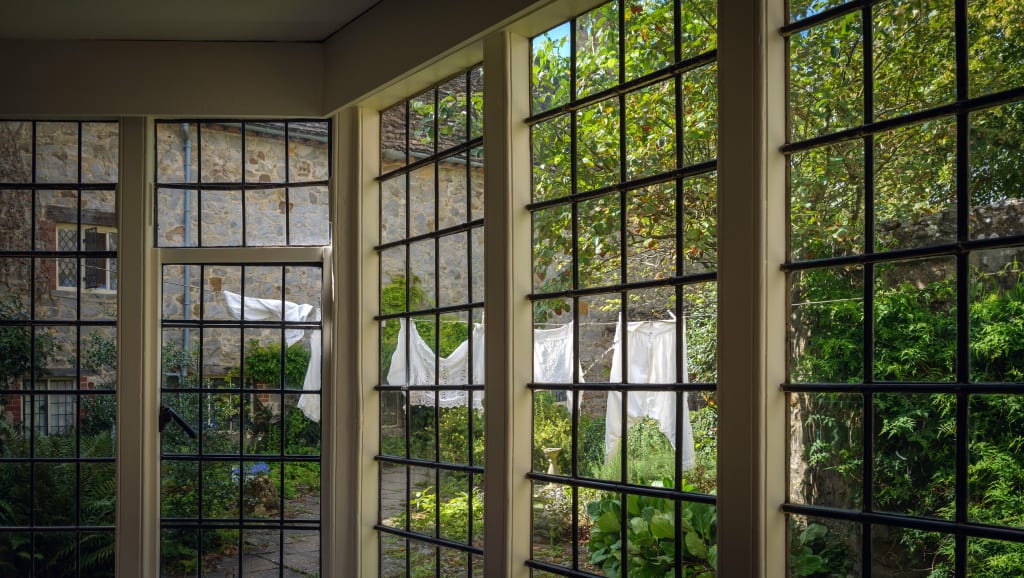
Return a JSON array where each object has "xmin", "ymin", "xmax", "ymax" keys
[
  {"xmin": 0, "ymin": 40, "xmax": 323, "ymax": 117},
  {"xmin": 321, "ymin": 0, "xmax": 608, "ymax": 111},
  {"xmin": 0, "ymin": 0, "xmax": 614, "ymax": 118}
]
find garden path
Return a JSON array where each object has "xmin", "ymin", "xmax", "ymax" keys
[{"xmin": 202, "ymin": 493, "xmax": 321, "ymax": 578}]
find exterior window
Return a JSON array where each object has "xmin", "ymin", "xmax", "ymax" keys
[
  {"xmin": 376, "ymin": 65, "xmax": 486, "ymax": 576},
  {"xmin": 56, "ymin": 223, "xmax": 118, "ymax": 291},
  {"xmin": 28, "ymin": 379, "xmax": 75, "ymax": 436},
  {"xmin": 783, "ymin": 0, "xmax": 1024, "ymax": 574},
  {"xmin": 0, "ymin": 120, "xmax": 119, "ymax": 576},
  {"xmin": 155, "ymin": 119, "xmax": 329, "ymax": 577},
  {"xmin": 527, "ymin": 0, "xmax": 718, "ymax": 575}
]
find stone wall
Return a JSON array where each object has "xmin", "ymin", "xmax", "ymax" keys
[
  {"xmin": 156, "ymin": 122, "xmax": 330, "ymax": 248},
  {"xmin": 0, "ymin": 121, "xmax": 329, "ymax": 391}
]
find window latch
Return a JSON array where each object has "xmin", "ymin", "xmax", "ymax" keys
[{"xmin": 159, "ymin": 404, "xmax": 197, "ymax": 439}]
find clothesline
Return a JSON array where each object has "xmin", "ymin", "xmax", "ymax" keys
[{"xmin": 388, "ymin": 316, "xmax": 697, "ymax": 469}]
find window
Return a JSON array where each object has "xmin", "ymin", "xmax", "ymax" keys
[
  {"xmin": 4, "ymin": 2, "xmax": 1024, "ymax": 576},
  {"xmin": 155, "ymin": 119, "xmax": 330, "ymax": 577},
  {"xmin": 56, "ymin": 223, "xmax": 118, "ymax": 291},
  {"xmin": 0, "ymin": 119, "xmax": 119, "ymax": 577},
  {"xmin": 28, "ymin": 378, "xmax": 75, "ymax": 436},
  {"xmin": 527, "ymin": 0, "xmax": 718, "ymax": 575},
  {"xmin": 376, "ymin": 65, "xmax": 486, "ymax": 576},
  {"xmin": 783, "ymin": 0, "xmax": 1024, "ymax": 574}
]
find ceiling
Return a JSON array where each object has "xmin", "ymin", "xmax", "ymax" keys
[{"xmin": 0, "ymin": 0, "xmax": 383, "ymax": 42}]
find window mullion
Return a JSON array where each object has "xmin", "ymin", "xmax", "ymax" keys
[
  {"xmin": 482, "ymin": 30, "xmax": 533, "ymax": 578},
  {"xmin": 717, "ymin": 0, "xmax": 788, "ymax": 575},
  {"xmin": 116, "ymin": 115, "xmax": 161, "ymax": 578}
]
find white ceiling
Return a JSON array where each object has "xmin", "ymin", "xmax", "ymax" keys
[{"xmin": 0, "ymin": 0, "xmax": 383, "ymax": 42}]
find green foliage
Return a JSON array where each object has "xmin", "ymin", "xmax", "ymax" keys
[
  {"xmin": 0, "ymin": 298, "xmax": 59, "ymax": 385},
  {"xmin": 0, "ymin": 422, "xmax": 115, "ymax": 577},
  {"xmin": 599, "ymin": 417, "xmax": 675, "ymax": 485},
  {"xmin": 586, "ymin": 490, "xmax": 716, "ymax": 578},
  {"xmin": 532, "ymin": 391, "xmax": 573, "ymax": 474},
  {"xmin": 793, "ymin": 263, "xmax": 1024, "ymax": 574},
  {"xmin": 227, "ymin": 339, "xmax": 310, "ymax": 389},
  {"xmin": 788, "ymin": 521, "xmax": 854, "ymax": 578},
  {"xmin": 401, "ymin": 482, "xmax": 484, "ymax": 544}
]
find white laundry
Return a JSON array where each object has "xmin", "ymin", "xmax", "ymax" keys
[
  {"xmin": 386, "ymin": 318, "xmax": 486, "ymax": 411},
  {"xmin": 533, "ymin": 322, "xmax": 579, "ymax": 409},
  {"xmin": 605, "ymin": 319, "xmax": 695, "ymax": 470},
  {"xmin": 222, "ymin": 290, "xmax": 321, "ymax": 422},
  {"xmin": 388, "ymin": 320, "xmax": 579, "ymax": 411}
]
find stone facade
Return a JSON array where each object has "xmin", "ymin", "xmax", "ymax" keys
[
  {"xmin": 0, "ymin": 121, "xmax": 329, "ymax": 403},
  {"xmin": 156, "ymin": 122, "xmax": 330, "ymax": 248}
]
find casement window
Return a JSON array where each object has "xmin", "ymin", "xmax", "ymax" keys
[
  {"xmin": 524, "ymin": 0, "xmax": 719, "ymax": 575},
  {"xmin": 56, "ymin": 223, "xmax": 118, "ymax": 291},
  {"xmin": 154, "ymin": 119, "xmax": 330, "ymax": 578},
  {"xmin": 2, "ymin": 1, "xmax": 1022, "ymax": 577},
  {"xmin": 0, "ymin": 119, "xmax": 119, "ymax": 577},
  {"xmin": 375, "ymin": 65, "xmax": 486, "ymax": 577},
  {"xmin": 782, "ymin": 0, "xmax": 1024, "ymax": 574},
  {"xmin": 26, "ymin": 378, "xmax": 76, "ymax": 436}
]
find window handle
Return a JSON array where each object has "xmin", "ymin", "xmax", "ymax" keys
[{"xmin": 159, "ymin": 404, "xmax": 197, "ymax": 439}]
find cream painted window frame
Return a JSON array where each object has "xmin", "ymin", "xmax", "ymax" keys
[
  {"xmin": 116, "ymin": 118, "xmax": 338, "ymax": 577},
  {"xmin": 105, "ymin": 0, "xmax": 785, "ymax": 575},
  {"xmin": 346, "ymin": 0, "xmax": 786, "ymax": 575}
]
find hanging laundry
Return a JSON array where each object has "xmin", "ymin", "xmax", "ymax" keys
[
  {"xmin": 222, "ymin": 290, "xmax": 322, "ymax": 422},
  {"xmin": 388, "ymin": 320, "xmax": 580, "ymax": 411},
  {"xmin": 386, "ymin": 319, "xmax": 486, "ymax": 411},
  {"xmin": 533, "ymin": 322, "xmax": 579, "ymax": 409},
  {"xmin": 605, "ymin": 318, "xmax": 695, "ymax": 470}
]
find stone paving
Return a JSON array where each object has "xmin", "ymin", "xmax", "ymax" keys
[{"xmin": 200, "ymin": 494, "xmax": 321, "ymax": 578}]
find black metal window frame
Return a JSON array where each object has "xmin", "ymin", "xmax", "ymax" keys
[
  {"xmin": 374, "ymin": 65, "xmax": 487, "ymax": 576},
  {"xmin": 782, "ymin": 0, "xmax": 1024, "ymax": 574},
  {"xmin": 159, "ymin": 261, "xmax": 324, "ymax": 578},
  {"xmin": 153, "ymin": 119, "xmax": 332, "ymax": 249},
  {"xmin": 0, "ymin": 119, "xmax": 119, "ymax": 577},
  {"xmin": 526, "ymin": 1, "xmax": 718, "ymax": 576}
]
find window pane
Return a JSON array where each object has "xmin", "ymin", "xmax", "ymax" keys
[
  {"xmin": 970, "ymin": 248, "xmax": 1024, "ymax": 383},
  {"xmin": 874, "ymin": 118, "xmax": 957, "ymax": 253},
  {"xmin": 531, "ymin": 116, "xmax": 571, "ymax": 203},
  {"xmin": 873, "ymin": 258, "xmax": 957, "ymax": 383},
  {"xmin": 575, "ymin": 2, "xmax": 620, "ymax": 99},
  {"xmin": 788, "ymin": 514, "xmax": 861, "ymax": 577},
  {"xmin": 968, "ymin": 0, "xmax": 1024, "ymax": 97},
  {"xmin": 873, "ymin": 0, "xmax": 955, "ymax": 121},
  {"xmin": 969, "ymin": 102, "xmax": 1024, "ymax": 240},
  {"xmin": 789, "ymin": 265, "xmax": 864, "ymax": 384},
  {"xmin": 576, "ymin": 98, "xmax": 620, "ymax": 193},
  {"xmin": 790, "ymin": 141, "xmax": 865, "ymax": 261},
  {"xmin": 625, "ymin": 0, "xmax": 674, "ymax": 79},
  {"xmin": 682, "ymin": 64, "xmax": 718, "ymax": 166},
  {"xmin": 626, "ymin": 79, "xmax": 676, "ymax": 179},
  {"xmin": 789, "ymin": 12, "xmax": 863, "ymax": 142},
  {"xmin": 531, "ymin": 23, "xmax": 571, "ymax": 115}
]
